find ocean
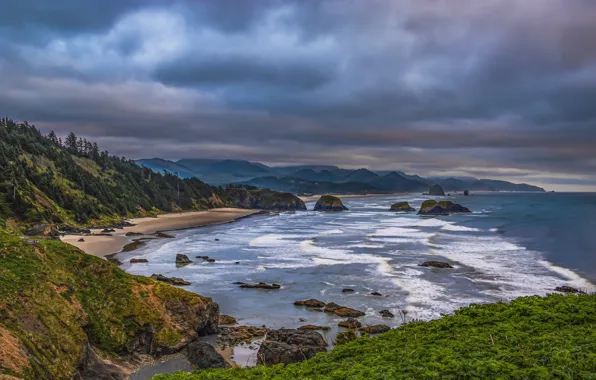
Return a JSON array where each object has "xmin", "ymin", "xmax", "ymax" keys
[{"xmin": 120, "ymin": 192, "xmax": 595, "ymax": 366}]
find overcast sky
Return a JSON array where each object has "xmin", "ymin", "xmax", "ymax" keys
[{"xmin": 1, "ymin": 0, "xmax": 595, "ymax": 190}]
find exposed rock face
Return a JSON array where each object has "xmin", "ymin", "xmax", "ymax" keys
[
  {"xmin": 313, "ymin": 195, "xmax": 349, "ymax": 211},
  {"xmin": 239, "ymin": 282, "xmax": 281, "ymax": 289},
  {"xmin": 225, "ymin": 187, "xmax": 307, "ymax": 211},
  {"xmin": 338, "ymin": 318, "xmax": 362, "ymax": 329},
  {"xmin": 419, "ymin": 261, "xmax": 453, "ymax": 269},
  {"xmin": 130, "ymin": 258, "xmax": 148, "ymax": 263},
  {"xmin": 294, "ymin": 299, "xmax": 326, "ymax": 308},
  {"xmin": 380, "ymin": 310, "xmax": 394, "ymax": 318},
  {"xmin": 299, "ymin": 325, "xmax": 331, "ymax": 331},
  {"xmin": 151, "ymin": 274, "xmax": 191, "ymax": 286},
  {"xmin": 418, "ymin": 200, "xmax": 471, "ymax": 215},
  {"xmin": 176, "ymin": 254, "xmax": 193, "ymax": 265},
  {"xmin": 428, "ymin": 184, "xmax": 445, "ymax": 196},
  {"xmin": 257, "ymin": 329, "xmax": 328, "ymax": 366},
  {"xmin": 218, "ymin": 326, "xmax": 269, "ymax": 345},
  {"xmin": 359, "ymin": 325, "xmax": 391, "ymax": 334},
  {"xmin": 185, "ymin": 341, "xmax": 229, "ymax": 370},
  {"xmin": 23, "ymin": 223, "xmax": 59, "ymax": 238},
  {"xmin": 219, "ymin": 315, "xmax": 238, "ymax": 325},
  {"xmin": 389, "ymin": 202, "xmax": 416, "ymax": 212},
  {"xmin": 324, "ymin": 302, "xmax": 365, "ymax": 317}
]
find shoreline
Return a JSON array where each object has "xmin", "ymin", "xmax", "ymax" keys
[
  {"xmin": 61, "ymin": 208, "xmax": 263, "ymax": 257},
  {"xmin": 299, "ymin": 192, "xmax": 410, "ymax": 202}
]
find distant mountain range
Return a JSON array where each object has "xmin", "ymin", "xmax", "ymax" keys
[{"xmin": 136, "ymin": 158, "xmax": 546, "ymax": 194}]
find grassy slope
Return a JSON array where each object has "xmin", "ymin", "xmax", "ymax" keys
[
  {"xmin": 0, "ymin": 230, "xmax": 215, "ymax": 380},
  {"xmin": 153, "ymin": 293, "xmax": 596, "ymax": 380}
]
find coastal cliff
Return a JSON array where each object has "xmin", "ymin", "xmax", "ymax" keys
[{"xmin": 0, "ymin": 231, "xmax": 219, "ymax": 380}]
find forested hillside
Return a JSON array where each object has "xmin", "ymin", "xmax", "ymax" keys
[{"xmin": 0, "ymin": 118, "xmax": 304, "ymax": 227}]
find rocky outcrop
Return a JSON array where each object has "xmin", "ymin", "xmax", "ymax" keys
[
  {"xmin": 219, "ymin": 315, "xmax": 238, "ymax": 325},
  {"xmin": 257, "ymin": 329, "xmax": 328, "ymax": 366},
  {"xmin": 225, "ymin": 187, "xmax": 307, "ymax": 211},
  {"xmin": 428, "ymin": 184, "xmax": 445, "ymax": 196},
  {"xmin": 419, "ymin": 261, "xmax": 453, "ymax": 269},
  {"xmin": 151, "ymin": 273, "xmax": 191, "ymax": 286},
  {"xmin": 23, "ymin": 223, "xmax": 59, "ymax": 238},
  {"xmin": 185, "ymin": 341, "xmax": 229, "ymax": 370},
  {"xmin": 299, "ymin": 325, "xmax": 331, "ymax": 331},
  {"xmin": 218, "ymin": 326, "xmax": 269, "ymax": 345},
  {"xmin": 389, "ymin": 202, "xmax": 416, "ymax": 212},
  {"xmin": 324, "ymin": 302, "xmax": 365, "ymax": 317},
  {"xmin": 418, "ymin": 200, "xmax": 471, "ymax": 215},
  {"xmin": 380, "ymin": 310, "xmax": 394, "ymax": 318},
  {"xmin": 338, "ymin": 318, "xmax": 362, "ymax": 329},
  {"xmin": 313, "ymin": 195, "xmax": 349, "ymax": 211},
  {"xmin": 294, "ymin": 299, "xmax": 326, "ymax": 308},
  {"xmin": 130, "ymin": 258, "xmax": 148, "ymax": 263},
  {"xmin": 555, "ymin": 286, "xmax": 585, "ymax": 294},
  {"xmin": 176, "ymin": 254, "xmax": 193, "ymax": 265},
  {"xmin": 238, "ymin": 282, "xmax": 281, "ymax": 289},
  {"xmin": 359, "ymin": 325, "xmax": 391, "ymax": 334}
]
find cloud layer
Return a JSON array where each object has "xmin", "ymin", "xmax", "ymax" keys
[{"xmin": 1, "ymin": 0, "xmax": 595, "ymax": 190}]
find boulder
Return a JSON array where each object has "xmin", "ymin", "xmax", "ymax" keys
[
  {"xmin": 130, "ymin": 258, "xmax": 149, "ymax": 263},
  {"xmin": 219, "ymin": 315, "xmax": 238, "ymax": 325},
  {"xmin": 313, "ymin": 195, "xmax": 348, "ymax": 211},
  {"xmin": 78, "ymin": 238, "xmax": 85, "ymax": 242},
  {"xmin": 419, "ymin": 261, "xmax": 453, "ymax": 269},
  {"xmin": 239, "ymin": 282, "xmax": 281, "ymax": 289},
  {"xmin": 150, "ymin": 274, "xmax": 191, "ymax": 286},
  {"xmin": 294, "ymin": 299, "xmax": 326, "ymax": 308},
  {"xmin": 379, "ymin": 310, "xmax": 394, "ymax": 318},
  {"xmin": 298, "ymin": 325, "xmax": 331, "ymax": 331},
  {"xmin": 176, "ymin": 254, "xmax": 193, "ymax": 265},
  {"xmin": 266, "ymin": 329, "xmax": 327, "ymax": 347},
  {"xmin": 102, "ymin": 228, "xmax": 116, "ymax": 233},
  {"xmin": 324, "ymin": 302, "xmax": 365, "ymax": 317},
  {"xmin": 125, "ymin": 232, "xmax": 144, "ymax": 237},
  {"xmin": 359, "ymin": 324, "xmax": 391, "ymax": 334},
  {"xmin": 418, "ymin": 200, "xmax": 471, "ymax": 215},
  {"xmin": 206, "ymin": 258, "xmax": 216, "ymax": 263},
  {"xmin": 196, "ymin": 256, "xmax": 210, "ymax": 260},
  {"xmin": 389, "ymin": 202, "xmax": 416, "ymax": 212},
  {"xmin": 185, "ymin": 341, "xmax": 229, "ymax": 370},
  {"xmin": 338, "ymin": 318, "xmax": 361, "ymax": 329},
  {"xmin": 257, "ymin": 341, "xmax": 326, "ymax": 366},
  {"xmin": 428, "ymin": 184, "xmax": 445, "ymax": 196},
  {"xmin": 555, "ymin": 286, "xmax": 585, "ymax": 294},
  {"xmin": 370, "ymin": 292, "xmax": 383, "ymax": 296},
  {"xmin": 341, "ymin": 288, "xmax": 354, "ymax": 293},
  {"xmin": 463, "ymin": 190, "xmax": 470, "ymax": 196}
]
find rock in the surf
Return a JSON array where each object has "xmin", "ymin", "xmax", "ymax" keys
[
  {"xmin": 370, "ymin": 291, "xmax": 383, "ymax": 296},
  {"xmin": 379, "ymin": 310, "xmax": 394, "ymax": 318},
  {"xmin": 150, "ymin": 273, "xmax": 191, "ymax": 286},
  {"xmin": 185, "ymin": 341, "xmax": 229, "ymax": 370},
  {"xmin": 428, "ymin": 184, "xmax": 446, "ymax": 196},
  {"xmin": 175, "ymin": 254, "xmax": 193, "ymax": 265},
  {"xmin": 130, "ymin": 258, "xmax": 148, "ymax": 263},
  {"xmin": 389, "ymin": 202, "xmax": 416, "ymax": 212},
  {"xmin": 338, "ymin": 318, "xmax": 362, "ymax": 329},
  {"xmin": 239, "ymin": 282, "xmax": 281, "ymax": 289},
  {"xmin": 342, "ymin": 288, "xmax": 354, "ymax": 293},
  {"xmin": 464, "ymin": 190, "xmax": 470, "ymax": 196},
  {"xmin": 419, "ymin": 261, "xmax": 453, "ymax": 269},
  {"xmin": 313, "ymin": 195, "xmax": 349, "ymax": 211},
  {"xmin": 555, "ymin": 286, "xmax": 585, "ymax": 294},
  {"xmin": 294, "ymin": 299, "xmax": 326, "ymax": 308},
  {"xmin": 324, "ymin": 302, "xmax": 365, "ymax": 317},
  {"xmin": 418, "ymin": 200, "xmax": 471, "ymax": 215},
  {"xmin": 359, "ymin": 324, "xmax": 391, "ymax": 334}
]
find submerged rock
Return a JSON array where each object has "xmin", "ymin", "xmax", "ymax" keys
[
  {"xmin": 176, "ymin": 254, "xmax": 193, "ymax": 265},
  {"xmin": 338, "ymin": 318, "xmax": 362, "ymax": 329},
  {"xmin": 389, "ymin": 202, "xmax": 416, "ymax": 212},
  {"xmin": 294, "ymin": 299, "xmax": 326, "ymax": 308},
  {"xmin": 379, "ymin": 310, "xmax": 394, "ymax": 318},
  {"xmin": 239, "ymin": 282, "xmax": 281, "ymax": 289},
  {"xmin": 419, "ymin": 261, "xmax": 453, "ymax": 269},
  {"xmin": 428, "ymin": 184, "xmax": 446, "ymax": 196},
  {"xmin": 313, "ymin": 195, "xmax": 349, "ymax": 211},
  {"xmin": 150, "ymin": 274, "xmax": 191, "ymax": 286},
  {"xmin": 185, "ymin": 341, "xmax": 229, "ymax": 370},
  {"xmin": 359, "ymin": 324, "xmax": 391, "ymax": 334},
  {"xmin": 418, "ymin": 200, "xmax": 471, "ymax": 215}
]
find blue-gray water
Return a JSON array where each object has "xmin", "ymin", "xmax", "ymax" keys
[{"xmin": 120, "ymin": 192, "xmax": 595, "ymax": 366}]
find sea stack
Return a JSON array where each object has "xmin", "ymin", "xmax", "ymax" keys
[
  {"xmin": 389, "ymin": 202, "xmax": 415, "ymax": 212},
  {"xmin": 428, "ymin": 184, "xmax": 445, "ymax": 196},
  {"xmin": 313, "ymin": 195, "xmax": 348, "ymax": 211},
  {"xmin": 418, "ymin": 200, "xmax": 471, "ymax": 215}
]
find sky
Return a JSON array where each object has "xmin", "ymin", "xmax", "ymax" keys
[{"xmin": 0, "ymin": 1, "xmax": 595, "ymax": 191}]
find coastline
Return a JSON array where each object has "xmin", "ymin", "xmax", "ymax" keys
[
  {"xmin": 61, "ymin": 208, "xmax": 262, "ymax": 257},
  {"xmin": 299, "ymin": 192, "xmax": 410, "ymax": 202}
]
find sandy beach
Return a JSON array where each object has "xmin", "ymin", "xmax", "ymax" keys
[{"xmin": 61, "ymin": 208, "xmax": 261, "ymax": 257}]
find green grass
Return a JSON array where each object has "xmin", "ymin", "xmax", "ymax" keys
[{"xmin": 152, "ymin": 293, "xmax": 596, "ymax": 380}]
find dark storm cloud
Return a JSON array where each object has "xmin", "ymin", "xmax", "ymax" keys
[{"xmin": 0, "ymin": 0, "xmax": 595, "ymax": 190}]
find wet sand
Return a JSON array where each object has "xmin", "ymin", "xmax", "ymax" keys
[{"xmin": 61, "ymin": 208, "xmax": 261, "ymax": 257}]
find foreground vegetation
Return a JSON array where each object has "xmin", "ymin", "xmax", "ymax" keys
[
  {"xmin": 153, "ymin": 293, "xmax": 596, "ymax": 379},
  {"xmin": 0, "ymin": 230, "xmax": 217, "ymax": 379}
]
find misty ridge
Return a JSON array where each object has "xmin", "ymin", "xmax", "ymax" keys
[{"xmin": 137, "ymin": 158, "xmax": 545, "ymax": 195}]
